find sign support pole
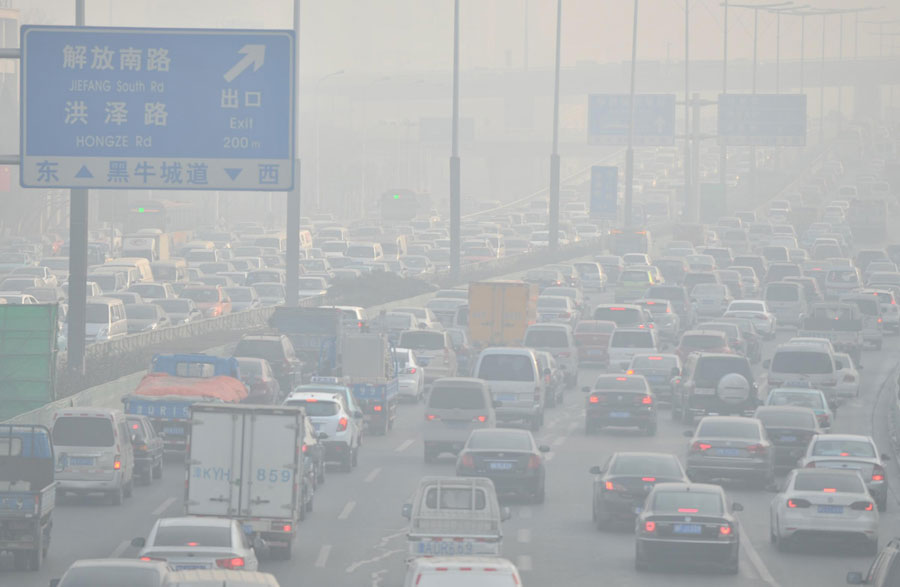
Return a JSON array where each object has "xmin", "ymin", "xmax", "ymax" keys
[
  {"xmin": 449, "ymin": 0, "xmax": 461, "ymax": 280},
  {"xmin": 285, "ymin": 0, "xmax": 301, "ymax": 307},
  {"xmin": 624, "ymin": 0, "xmax": 639, "ymax": 228},
  {"xmin": 67, "ymin": 0, "xmax": 88, "ymax": 375},
  {"xmin": 548, "ymin": 0, "xmax": 561, "ymax": 250}
]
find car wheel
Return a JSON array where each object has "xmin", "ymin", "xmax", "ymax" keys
[
  {"xmin": 140, "ymin": 469, "xmax": 152, "ymax": 486},
  {"xmin": 531, "ymin": 416, "xmax": 541, "ymax": 432},
  {"xmin": 124, "ymin": 479, "xmax": 133, "ymax": 498},
  {"xmin": 110, "ymin": 485, "xmax": 124, "ymax": 506},
  {"xmin": 351, "ymin": 447, "xmax": 359, "ymax": 468},
  {"xmin": 877, "ymin": 495, "xmax": 888, "ymax": 512},
  {"xmin": 317, "ymin": 462, "xmax": 325, "ymax": 485},
  {"xmin": 644, "ymin": 422, "xmax": 657, "ymax": 436},
  {"xmin": 152, "ymin": 460, "xmax": 163, "ymax": 480},
  {"xmin": 341, "ymin": 453, "xmax": 352, "ymax": 473},
  {"xmin": 634, "ymin": 547, "xmax": 649, "ymax": 572},
  {"xmin": 533, "ymin": 480, "xmax": 546, "ymax": 504},
  {"xmin": 305, "ymin": 491, "xmax": 314, "ymax": 513},
  {"xmin": 775, "ymin": 530, "xmax": 790, "ymax": 552},
  {"xmin": 725, "ymin": 556, "xmax": 739, "ymax": 575},
  {"xmin": 681, "ymin": 409, "xmax": 693, "ymax": 426}
]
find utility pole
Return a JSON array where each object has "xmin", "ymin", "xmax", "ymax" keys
[
  {"xmin": 449, "ymin": 0, "xmax": 461, "ymax": 278},
  {"xmin": 719, "ymin": 0, "xmax": 729, "ymax": 202},
  {"xmin": 285, "ymin": 0, "xmax": 302, "ymax": 307},
  {"xmin": 624, "ymin": 0, "xmax": 639, "ymax": 228},
  {"xmin": 548, "ymin": 0, "xmax": 562, "ymax": 249},
  {"xmin": 683, "ymin": 0, "xmax": 693, "ymax": 222}
]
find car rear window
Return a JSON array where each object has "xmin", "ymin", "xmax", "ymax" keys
[
  {"xmin": 466, "ymin": 430, "xmax": 531, "ymax": 451},
  {"xmin": 52, "ymin": 417, "xmax": 115, "ymax": 447},
  {"xmin": 594, "ymin": 376, "xmax": 647, "ymax": 391},
  {"xmin": 756, "ymin": 410, "xmax": 817, "ymax": 429},
  {"xmin": 681, "ymin": 334, "xmax": 725, "ymax": 349},
  {"xmin": 620, "ymin": 271, "xmax": 649, "ymax": 282},
  {"xmin": 771, "ymin": 351, "xmax": 833, "ymax": 374},
  {"xmin": 575, "ymin": 321, "xmax": 615, "ymax": 334},
  {"xmin": 811, "ymin": 439, "xmax": 875, "ymax": 458},
  {"xmin": 398, "ymin": 331, "xmax": 445, "ymax": 350},
  {"xmin": 630, "ymin": 355, "xmax": 677, "ymax": 370},
  {"xmin": 652, "ymin": 491, "xmax": 723, "ymax": 515},
  {"xmin": 181, "ymin": 288, "xmax": 219, "ymax": 303},
  {"xmin": 153, "ymin": 525, "xmax": 232, "ymax": 547},
  {"xmin": 428, "ymin": 386, "xmax": 486, "ymax": 410},
  {"xmin": 58, "ymin": 567, "xmax": 164, "ymax": 587},
  {"xmin": 793, "ymin": 472, "xmax": 864, "ymax": 493},
  {"xmin": 766, "ymin": 284, "xmax": 800, "ymax": 301},
  {"xmin": 477, "ymin": 354, "xmax": 535, "ymax": 382},
  {"xmin": 424, "ymin": 487, "xmax": 486, "ymax": 510},
  {"xmin": 593, "ymin": 307, "xmax": 641, "ymax": 326},
  {"xmin": 768, "ymin": 391, "xmax": 824, "ymax": 410},
  {"xmin": 694, "ymin": 357, "xmax": 750, "ymax": 384},
  {"xmin": 524, "ymin": 329, "xmax": 569, "ymax": 348},
  {"xmin": 610, "ymin": 331, "xmax": 653, "ymax": 348},
  {"xmin": 697, "ymin": 420, "xmax": 760, "ymax": 439},
  {"xmin": 285, "ymin": 399, "xmax": 339, "ymax": 417},
  {"xmin": 610, "ymin": 455, "xmax": 683, "ymax": 477},
  {"xmin": 233, "ymin": 340, "xmax": 283, "ymax": 363}
]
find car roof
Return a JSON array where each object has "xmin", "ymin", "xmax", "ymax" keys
[
  {"xmin": 651, "ymin": 482, "xmax": 723, "ymax": 494},
  {"xmin": 66, "ymin": 558, "xmax": 169, "ymax": 571},
  {"xmin": 157, "ymin": 516, "xmax": 234, "ymax": 528},
  {"xmin": 811, "ymin": 433, "xmax": 873, "ymax": 443}
]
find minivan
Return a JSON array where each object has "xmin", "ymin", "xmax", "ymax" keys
[
  {"xmin": 841, "ymin": 293, "xmax": 885, "ymax": 350},
  {"xmin": 345, "ymin": 242, "xmax": 384, "ymax": 263},
  {"xmin": 607, "ymin": 327, "xmax": 658, "ymax": 371},
  {"xmin": 825, "ymin": 267, "xmax": 862, "ymax": 300},
  {"xmin": 763, "ymin": 281, "xmax": 807, "ymax": 326},
  {"xmin": 523, "ymin": 323, "xmax": 578, "ymax": 387},
  {"xmin": 51, "ymin": 408, "xmax": 135, "ymax": 504},
  {"xmin": 765, "ymin": 342, "xmax": 837, "ymax": 390},
  {"xmin": 423, "ymin": 378, "xmax": 495, "ymax": 462},
  {"xmin": 85, "ymin": 297, "xmax": 128, "ymax": 343},
  {"xmin": 473, "ymin": 347, "xmax": 543, "ymax": 431},
  {"xmin": 104, "ymin": 257, "xmax": 154, "ymax": 282}
]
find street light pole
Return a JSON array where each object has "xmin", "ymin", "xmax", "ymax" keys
[
  {"xmin": 684, "ymin": 0, "xmax": 693, "ymax": 222},
  {"xmin": 449, "ymin": 0, "xmax": 461, "ymax": 278},
  {"xmin": 314, "ymin": 70, "xmax": 344, "ymax": 211},
  {"xmin": 719, "ymin": 0, "xmax": 729, "ymax": 198},
  {"xmin": 548, "ymin": 0, "xmax": 562, "ymax": 249},
  {"xmin": 624, "ymin": 0, "xmax": 639, "ymax": 228}
]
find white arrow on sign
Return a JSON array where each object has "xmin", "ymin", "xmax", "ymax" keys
[{"xmin": 223, "ymin": 44, "xmax": 266, "ymax": 82}]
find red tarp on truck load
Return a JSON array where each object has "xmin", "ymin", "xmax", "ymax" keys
[{"xmin": 132, "ymin": 373, "xmax": 248, "ymax": 402}]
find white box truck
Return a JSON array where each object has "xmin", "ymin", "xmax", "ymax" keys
[{"xmin": 184, "ymin": 404, "xmax": 315, "ymax": 560}]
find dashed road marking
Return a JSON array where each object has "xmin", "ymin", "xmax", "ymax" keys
[
  {"xmin": 315, "ymin": 544, "xmax": 332, "ymax": 567},
  {"xmin": 152, "ymin": 496, "xmax": 176, "ymax": 516},
  {"xmin": 109, "ymin": 539, "xmax": 131, "ymax": 559},
  {"xmin": 338, "ymin": 500, "xmax": 357, "ymax": 520},
  {"xmin": 364, "ymin": 467, "xmax": 382, "ymax": 483},
  {"xmin": 738, "ymin": 523, "xmax": 780, "ymax": 587},
  {"xmin": 517, "ymin": 528, "xmax": 531, "ymax": 543},
  {"xmin": 395, "ymin": 438, "xmax": 415, "ymax": 453},
  {"xmin": 516, "ymin": 554, "xmax": 533, "ymax": 572}
]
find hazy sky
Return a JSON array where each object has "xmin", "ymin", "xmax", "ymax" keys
[{"xmin": 19, "ymin": 0, "xmax": 900, "ymax": 77}]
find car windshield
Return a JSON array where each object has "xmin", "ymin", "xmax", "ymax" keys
[
  {"xmin": 768, "ymin": 391, "xmax": 824, "ymax": 410},
  {"xmin": 428, "ymin": 386, "xmax": 486, "ymax": 409},
  {"xmin": 697, "ymin": 420, "xmax": 760, "ymax": 439},
  {"xmin": 630, "ymin": 355, "xmax": 677, "ymax": 370},
  {"xmin": 692, "ymin": 284, "xmax": 725, "ymax": 296},
  {"xmin": 125, "ymin": 305, "xmax": 158, "ymax": 319},
  {"xmin": 537, "ymin": 297, "xmax": 567, "ymax": 309},
  {"xmin": 58, "ymin": 567, "xmax": 163, "ymax": 587},
  {"xmin": 811, "ymin": 439, "xmax": 876, "ymax": 458},
  {"xmin": 576, "ymin": 321, "xmax": 615, "ymax": 334},
  {"xmin": 223, "ymin": 288, "xmax": 252, "ymax": 302},
  {"xmin": 771, "ymin": 351, "xmax": 832, "ymax": 374},
  {"xmin": 237, "ymin": 360, "xmax": 263, "ymax": 378},
  {"xmin": 620, "ymin": 271, "xmax": 649, "ymax": 282},
  {"xmin": 610, "ymin": 331, "xmax": 653, "ymax": 348},
  {"xmin": 346, "ymin": 245, "xmax": 375, "ymax": 258},
  {"xmin": 297, "ymin": 278, "xmax": 326, "ymax": 290},
  {"xmin": 756, "ymin": 410, "xmax": 817, "ymax": 429},
  {"xmin": 424, "ymin": 487, "xmax": 486, "ymax": 510},
  {"xmin": 53, "ymin": 417, "xmax": 114, "ymax": 447},
  {"xmin": 255, "ymin": 284, "xmax": 284, "ymax": 296},
  {"xmin": 652, "ymin": 491, "xmax": 723, "ymax": 515},
  {"xmin": 524, "ymin": 329, "xmax": 569, "ymax": 348},
  {"xmin": 398, "ymin": 331, "xmax": 444, "ymax": 350},
  {"xmin": 466, "ymin": 430, "xmax": 532, "ymax": 451},
  {"xmin": 793, "ymin": 472, "xmax": 865, "ymax": 493},
  {"xmin": 84, "ymin": 304, "xmax": 110, "ymax": 323},
  {"xmin": 594, "ymin": 376, "xmax": 646, "ymax": 391},
  {"xmin": 233, "ymin": 340, "xmax": 282, "ymax": 363},
  {"xmin": 766, "ymin": 284, "xmax": 799, "ymax": 301},
  {"xmin": 153, "ymin": 525, "xmax": 232, "ymax": 547},
  {"xmin": 477, "ymin": 354, "xmax": 534, "ymax": 382},
  {"xmin": 181, "ymin": 288, "xmax": 219, "ymax": 303},
  {"xmin": 610, "ymin": 455, "xmax": 683, "ymax": 478},
  {"xmin": 729, "ymin": 302, "xmax": 762, "ymax": 311}
]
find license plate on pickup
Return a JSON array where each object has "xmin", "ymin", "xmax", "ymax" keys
[
  {"xmin": 489, "ymin": 462, "xmax": 515, "ymax": 471},
  {"xmin": 609, "ymin": 411, "xmax": 631, "ymax": 419},
  {"xmin": 418, "ymin": 541, "xmax": 475, "ymax": 556},
  {"xmin": 163, "ymin": 426, "xmax": 185, "ymax": 436},
  {"xmin": 715, "ymin": 448, "xmax": 741, "ymax": 457},
  {"xmin": 817, "ymin": 505, "xmax": 844, "ymax": 514},
  {"xmin": 497, "ymin": 394, "xmax": 517, "ymax": 402},
  {"xmin": 673, "ymin": 524, "xmax": 703, "ymax": 534}
]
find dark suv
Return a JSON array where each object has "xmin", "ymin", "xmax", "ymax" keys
[
  {"xmin": 233, "ymin": 334, "xmax": 303, "ymax": 394},
  {"xmin": 848, "ymin": 538, "xmax": 900, "ymax": 586},
  {"xmin": 671, "ymin": 352, "xmax": 760, "ymax": 424}
]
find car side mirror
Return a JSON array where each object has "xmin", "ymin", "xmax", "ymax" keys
[
  {"xmin": 731, "ymin": 502, "xmax": 744, "ymax": 512},
  {"xmin": 762, "ymin": 359, "xmax": 771, "ymax": 368},
  {"xmin": 317, "ymin": 432, "xmax": 329, "ymax": 441},
  {"xmin": 401, "ymin": 503, "xmax": 412, "ymax": 519},
  {"xmin": 589, "ymin": 465, "xmax": 603, "ymax": 475},
  {"xmin": 846, "ymin": 572, "xmax": 865, "ymax": 585},
  {"xmin": 682, "ymin": 430, "xmax": 694, "ymax": 438},
  {"xmin": 581, "ymin": 386, "xmax": 591, "ymax": 393},
  {"xmin": 501, "ymin": 506, "xmax": 512, "ymax": 521},
  {"xmin": 131, "ymin": 537, "xmax": 146, "ymax": 548},
  {"xmin": 538, "ymin": 445, "xmax": 551, "ymax": 453}
]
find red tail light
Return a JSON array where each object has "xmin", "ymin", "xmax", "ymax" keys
[
  {"xmin": 113, "ymin": 457, "xmax": 121, "ymax": 470},
  {"xmin": 787, "ymin": 498, "xmax": 811, "ymax": 508},
  {"xmin": 337, "ymin": 417, "xmax": 348, "ymax": 431},
  {"xmin": 426, "ymin": 414, "xmax": 438, "ymax": 421},
  {"xmin": 559, "ymin": 312, "xmax": 571, "ymax": 319},
  {"xmin": 604, "ymin": 481, "xmax": 616, "ymax": 491},
  {"xmin": 850, "ymin": 501, "xmax": 875, "ymax": 511},
  {"xmin": 459, "ymin": 454, "xmax": 475, "ymax": 469},
  {"xmin": 140, "ymin": 556, "xmax": 166, "ymax": 562},
  {"xmin": 527, "ymin": 455, "xmax": 541, "ymax": 469},
  {"xmin": 589, "ymin": 395, "xmax": 600, "ymax": 404},
  {"xmin": 373, "ymin": 405, "xmax": 383, "ymax": 412},
  {"xmin": 643, "ymin": 521, "xmax": 656, "ymax": 533},
  {"xmin": 474, "ymin": 415, "xmax": 487, "ymax": 423},
  {"xmin": 691, "ymin": 442, "xmax": 711, "ymax": 452},
  {"xmin": 282, "ymin": 524, "xmax": 292, "ymax": 532},
  {"xmin": 872, "ymin": 465, "xmax": 885, "ymax": 482},
  {"xmin": 746, "ymin": 444, "xmax": 767, "ymax": 455},
  {"xmin": 805, "ymin": 461, "xmax": 816, "ymax": 468},
  {"xmin": 719, "ymin": 525, "xmax": 733, "ymax": 536},
  {"xmin": 641, "ymin": 395, "xmax": 653, "ymax": 405},
  {"xmin": 216, "ymin": 557, "xmax": 245, "ymax": 569},
  {"xmin": 641, "ymin": 477, "xmax": 656, "ymax": 482},
  {"xmin": 407, "ymin": 367, "xmax": 417, "ymax": 374}
]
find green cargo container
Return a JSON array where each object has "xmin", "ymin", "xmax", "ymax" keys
[{"xmin": 0, "ymin": 304, "xmax": 58, "ymax": 421}]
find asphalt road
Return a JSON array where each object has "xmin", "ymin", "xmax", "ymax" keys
[{"xmin": 5, "ymin": 283, "xmax": 900, "ymax": 587}]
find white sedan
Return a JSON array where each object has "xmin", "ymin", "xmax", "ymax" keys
[
  {"xmin": 725, "ymin": 301, "xmax": 777, "ymax": 338},
  {"xmin": 132, "ymin": 517, "xmax": 260, "ymax": 571},
  {"xmin": 833, "ymin": 352, "xmax": 860, "ymax": 399},
  {"xmin": 394, "ymin": 347, "xmax": 426, "ymax": 401},
  {"xmin": 769, "ymin": 468, "xmax": 879, "ymax": 555}
]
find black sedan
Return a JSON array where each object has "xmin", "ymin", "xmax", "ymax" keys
[
  {"xmin": 590, "ymin": 452, "xmax": 689, "ymax": 529},
  {"xmin": 635, "ymin": 482, "xmax": 743, "ymax": 574},
  {"xmin": 583, "ymin": 375, "xmax": 657, "ymax": 435},
  {"xmin": 125, "ymin": 415, "xmax": 164, "ymax": 485},
  {"xmin": 456, "ymin": 428, "xmax": 550, "ymax": 503},
  {"xmin": 753, "ymin": 405, "xmax": 822, "ymax": 473}
]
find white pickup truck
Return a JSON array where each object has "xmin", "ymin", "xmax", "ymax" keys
[{"xmin": 402, "ymin": 476, "xmax": 510, "ymax": 563}]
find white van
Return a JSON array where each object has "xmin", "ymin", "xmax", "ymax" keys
[
  {"xmin": 423, "ymin": 378, "xmax": 495, "ymax": 462},
  {"xmin": 104, "ymin": 257, "xmax": 154, "ymax": 282},
  {"xmin": 404, "ymin": 557, "xmax": 522, "ymax": 587},
  {"xmin": 765, "ymin": 342, "xmax": 837, "ymax": 390},
  {"xmin": 51, "ymin": 407, "xmax": 135, "ymax": 504},
  {"xmin": 763, "ymin": 281, "xmax": 807, "ymax": 326},
  {"xmin": 473, "ymin": 347, "xmax": 543, "ymax": 431},
  {"xmin": 85, "ymin": 297, "xmax": 128, "ymax": 343},
  {"xmin": 523, "ymin": 323, "xmax": 578, "ymax": 387},
  {"xmin": 345, "ymin": 242, "xmax": 384, "ymax": 263},
  {"xmin": 607, "ymin": 327, "xmax": 658, "ymax": 371}
]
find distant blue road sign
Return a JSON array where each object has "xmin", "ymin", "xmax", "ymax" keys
[
  {"xmin": 588, "ymin": 94, "xmax": 675, "ymax": 146},
  {"xmin": 717, "ymin": 94, "xmax": 806, "ymax": 147},
  {"xmin": 590, "ymin": 165, "xmax": 618, "ymax": 219},
  {"xmin": 20, "ymin": 26, "xmax": 295, "ymax": 190}
]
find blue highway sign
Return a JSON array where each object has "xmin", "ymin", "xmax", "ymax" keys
[
  {"xmin": 20, "ymin": 26, "xmax": 295, "ymax": 190},
  {"xmin": 590, "ymin": 165, "xmax": 618, "ymax": 219},
  {"xmin": 717, "ymin": 94, "xmax": 806, "ymax": 147},
  {"xmin": 588, "ymin": 94, "xmax": 675, "ymax": 146}
]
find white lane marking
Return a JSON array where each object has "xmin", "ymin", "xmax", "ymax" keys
[
  {"xmin": 338, "ymin": 500, "xmax": 357, "ymax": 520},
  {"xmin": 152, "ymin": 496, "xmax": 177, "ymax": 516},
  {"xmin": 516, "ymin": 554, "xmax": 533, "ymax": 572},
  {"xmin": 109, "ymin": 539, "xmax": 131, "ymax": 558},
  {"xmin": 345, "ymin": 548, "xmax": 404, "ymax": 573},
  {"xmin": 364, "ymin": 467, "xmax": 382, "ymax": 483},
  {"xmin": 738, "ymin": 524, "xmax": 780, "ymax": 587},
  {"xmin": 395, "ymin": 438, "xmax": 415, "ymax": 453},
  {"xmin": 315, "ymin": 544, "xmax": 332, "ymax": 567},
  {"xmin": 517, "ymin": 528, "xmax": 531, "ymax": 543},
  {"xmin": 519, "ymin": 506, "xmax": 533, "ymax": 519}
]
